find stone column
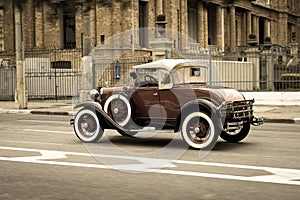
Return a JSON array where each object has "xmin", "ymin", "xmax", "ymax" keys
[
  {"xmin": 278, "ymin": 12, "xmax": 288, "ymax": 45},
  {"xmin": 90, "ymin": 3, "xmax": 97, "ymax": 46},
  {"xmin": 203, "ymin": 5, "xmax": 208, "ymax": 49},
  {"xmin": 216, "ymin": 5, "xmax": 223, "ymax": 50},
  {"xmin": 264, "ymin": 18, "xmax": 270, "ymax": 38},
  {"xmin": 252, "ymin": 15, "xmax": 258, "ymax": 36},
  {"xmin": 236, "ymin": 12, "xmax": 242, "ymax": 46},
  {"xmin": 245, "ymin": 47, "xmax": 261, "ymax": 90},
  {"xmin": 156, "ymin": 0, "xmax": 163, "ymax": 15},
  {"xmin": 180, "ymin": 0, "xmax": 188, "ymax": 49},
  {"xmin": 197, "ymin": 2, "xmax": 205, "ymax": 47},
  {"xmin": 240, "ymin": 12, "xmax": 247, "ymax": 46},
  {"xmin": 79, "ymin": 56, "xmax": 93, "ymax": 102},
  {"xmin": 246, "ymin": 12, "xmax": 252, "ymax": 43},
  {"xmin": 262, "ymin": 49, "xmax": 274, "ymax": 91},
  {"xmin": 230, "ymin": 6, "xmax": 236, "ymax": 53},
  {"xmin": 290, "ymin": 42, "xmax": 299, "ymax": 66}
]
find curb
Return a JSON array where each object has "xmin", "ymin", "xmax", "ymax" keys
[
  {"xmin": 294, "ymin": 118, "xmax": 300, "ymax": 124},
  {"xmin": 30, "ymin": 110, "xmax": 74, "ymax": 116},
  {"xmin": 0, "ymin": 109, "xmax": 32, "ymax": 114},
  {"xmin": 0, "ymin": 109, "xmax": 73, "ymax": 116},
  {"xmin": 263, "ymin": 118, "xmax": 296, "ymax": 124}
]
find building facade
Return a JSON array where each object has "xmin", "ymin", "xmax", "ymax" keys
[{"xmin": 0, "ymin": 0, "xmax": 299, "ymax": 54}]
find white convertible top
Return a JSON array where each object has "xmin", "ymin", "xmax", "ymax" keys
[{"xmin": 133, "ymin": 59, "xmax": 209, "ymax": 72}]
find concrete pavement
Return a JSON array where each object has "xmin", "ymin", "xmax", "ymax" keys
[
  {"xmin": 0, "ymin": 100, "xmax": 74, "ymax": 115},
  {"xmin": 0, "ymin": 98, "xmax": 299, "ymax": 124}
]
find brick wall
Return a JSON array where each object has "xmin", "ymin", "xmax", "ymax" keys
[{"xmin": 1, "ymin": 0, "xmax": 300, "ymax": 53}]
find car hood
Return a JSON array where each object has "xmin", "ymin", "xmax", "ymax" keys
[
  {"xmin": 204, "ymin": 86, "xmax": 245, "ymax": 103},
  {"xmin": 102, "ymin": 85, "xmax": 245, "ymax": 105}
]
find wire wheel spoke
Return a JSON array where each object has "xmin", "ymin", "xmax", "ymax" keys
[
  {"xmin": 186, "ymin": 116, "xmax": 210, "ymax": 144},
  {"xmin": 110, "ymin": 99, "xmax": 128, "ymax": 123},
  {"xmin": 79, "ymin": 114, "xmax": 97, "ymax": 137}
]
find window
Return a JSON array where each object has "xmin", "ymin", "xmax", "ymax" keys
[
  {"xmin": 135, "ymin": 68, "xmax": 158, "ymax": 87},
  {"xmin": 190, "ymin": 67, "xmax": 201, "ymax": 77},
  {"xmin": 63, "ymin": 9, "xmax": 76, "ymax": 49},
  {"xmin": 139, "ymin": 1, "xmax": 148, "ymax": 48},
  {"xmin": 51, "ymin": 61, "xmax": 71, "ymax": 69},
  {"xmin": 159, "ymin": 69, "xmax": 173, "ymax": 90}
]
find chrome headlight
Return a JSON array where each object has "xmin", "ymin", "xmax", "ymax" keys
[
  {"xmin": 99, "ymin": 87, "xmax": 103, "ymax": 95},
  {"xmin": 90, "ymin": 89, "xmax": 99, "ymax": 100}
]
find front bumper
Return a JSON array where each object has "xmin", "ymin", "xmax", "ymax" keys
[
  {"xmin": 251, "ymin": 116, "xmax": 264, "ymax": 126},
  {"xmin": 221, "ymin": 99, "xmax": 263, "ymax": 126}
]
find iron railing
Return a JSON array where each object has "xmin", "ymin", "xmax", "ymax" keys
[
  {"xmin": 24, "ymin": 46, "xmax": 82, "ymax": 100},
  {"xmin": 0, "ymin": 66, "xmax": 16, "ymax": 100},
  {"xmin": 1, "ymin": 44, "xmax": 299, "ymax": 101},
  {"xmin": 0, "ymin": 46, "xmax": 81, "ymax": 100}
]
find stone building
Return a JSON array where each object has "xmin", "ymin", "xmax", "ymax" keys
[{"xmin": 0, "ymin": 0, "xmax": 299, "ymax": 54}]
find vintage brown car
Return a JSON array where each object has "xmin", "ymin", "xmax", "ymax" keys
[{"xmin": 71, "ymin": 59, "xmax": 263, "ymax": 149}]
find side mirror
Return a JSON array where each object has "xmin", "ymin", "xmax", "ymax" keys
[{"xmin": 130, "ymin": 71, "xmax": 137, "ymax": 79}]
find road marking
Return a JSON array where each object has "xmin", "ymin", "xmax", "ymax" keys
[
  {"xmin": 0, "ymin": 146, "xmax": 299, "ymax": 186},
  {"xmin": 23, "ymin": 129, "xmax": 73, "ymax": 134},
  {"xmin": 0, "ymin": 139, "xmax": 73, "ymax": 146},
  {"xmin": 18, "ymin": 119, "xmax": 68, "ymax": 124}
]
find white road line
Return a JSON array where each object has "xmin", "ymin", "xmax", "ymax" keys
[
  {"xmin": 23, "ymin": 129, "xmax": 73, "ymax": 134},
  {"xmin": 18, "ymin": 120, "xmax": 68, "ymax": 124},
  {"xmin": 0, "ymin": 146, "xmax": 299, "ymax": 186},
  {"xmin": 173, "ymin": 160, "xmax": 300, "ymax": 173},
  {"xmin": 0, "ymin": 139, "xmax": 72, "ymax": 146}
]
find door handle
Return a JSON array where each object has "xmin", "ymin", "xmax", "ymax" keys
[{"xmin": 153, "ymin": 92, "xmax": 158, "ymax": 96}]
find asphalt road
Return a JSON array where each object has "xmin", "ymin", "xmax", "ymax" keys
[{"xmin": 0, "ymin": 113, "xmax": 299, "ymax": 200}]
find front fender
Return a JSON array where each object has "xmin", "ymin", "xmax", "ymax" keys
[
  {"xmin": 174, "ymin": 99, "xmax": 223, "ymax": 132},
  {"xmin": 181, "ymin": 99, "xmax": 219, "ymax": 116},
  {"xmin": 73, "ymin": 101, "xmax": 103, "ymax": 112},
  {"xmin": 72, "ymin": 101, "xmax": 131, "ymax": 135}
]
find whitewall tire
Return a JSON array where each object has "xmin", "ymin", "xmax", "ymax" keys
[
  {"xmin": 104, "ymin": 94, "xmax": 132, "ymax": 127},
  {"xmin": 181, "ymin": 111, "xmax": 219, "ymax": 149},
  {"xmin": 74, "ymin": 109, "xmax": 103, "ymax": 142}
]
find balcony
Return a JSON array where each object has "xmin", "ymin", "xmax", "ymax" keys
[{"xmin": 251, "ymin": 0, "xmax": 271, "ymax": 8}]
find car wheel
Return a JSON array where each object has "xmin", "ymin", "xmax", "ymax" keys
[
  {"xmin": 104, "ymin": 94, "xmax": 132, "ymax": 127},
  {"xmin": 74, "ymin": 109, "xmax": 103, "ymax": 142},
  {"xmin": 220, "ymin": 121, "xmax": 250, "ymax": 143},
  {"xmin": 181, "ymin": 111, "xmax": 219, "ymax": 149}
]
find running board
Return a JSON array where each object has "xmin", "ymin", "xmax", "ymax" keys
[{"xmin": 130, "ymin": 127, "xmax": 156, "ymax": 132}]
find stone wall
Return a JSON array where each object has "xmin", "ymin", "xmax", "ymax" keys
[{"xmin": 1, "ymin": 0, "xmax": 300, "ymax": 53}]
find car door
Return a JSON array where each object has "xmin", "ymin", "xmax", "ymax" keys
[
  {"xmin": 157, "ymin": 69, "xmax": 180, "ymax": 119},
  {"xmin": 131, "ymin": 68, "xmax": 163, "ymax": 119}
]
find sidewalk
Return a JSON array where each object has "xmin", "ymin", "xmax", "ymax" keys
[
  {"xmin": 0, "ymin": 100, "xmax": 74, "ymax": 116},
  {"xmin": 0, "ymin": 100, "xmax": 299, "ymax": 124}
]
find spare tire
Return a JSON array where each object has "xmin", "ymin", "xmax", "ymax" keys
[{"xmin": 103, "ymin": 94, "xmax": 132, "ymax": 127}]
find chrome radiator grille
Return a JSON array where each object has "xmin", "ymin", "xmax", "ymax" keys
[{"xmin": 223, "ymin": 100, "xmax": 254, "ymax": 120}]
